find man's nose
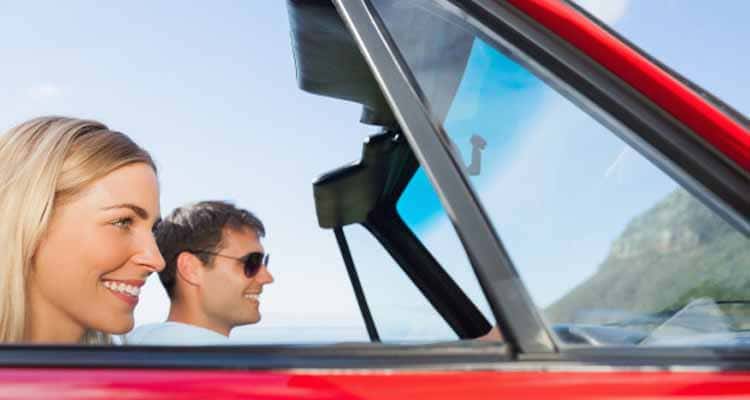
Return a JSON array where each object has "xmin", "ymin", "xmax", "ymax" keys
[{"xmin": 257, "ymin": 265, "xmax": 274, "ymax": 284}]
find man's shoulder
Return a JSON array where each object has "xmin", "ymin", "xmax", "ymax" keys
[{"xmin": 126, "ymin": 322, "xmax": 228, "ymax": 345}]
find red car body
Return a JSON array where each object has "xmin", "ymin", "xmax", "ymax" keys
[
  {"xmin": 508, "ymin": 0, "xmax": 749, "ymax": 171},
  {"xmin": 2, "ymin": 369, "xmax": 750, "ymax": 399},
  {"xmin": 1, "ymin": 1, "xmax": 748, "ymax": 398}
]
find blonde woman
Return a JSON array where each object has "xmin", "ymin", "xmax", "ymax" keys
[{"xmin": 0, "ymin": 116, "xmax": 165, "ymax": 343}]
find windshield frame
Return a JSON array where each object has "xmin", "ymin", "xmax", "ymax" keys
[{"xmin": 336, "ymin": 0, "xmax": 558, "ymax": 354}]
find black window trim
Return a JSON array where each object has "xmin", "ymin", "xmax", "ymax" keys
[
  {"xmin": 5, "ymin": 343, "xmax": 750, "ymax": 372},
  {"xmin": 0, "ymin": 344, "xmax": 512, "ymax": 370},
  {"xmin": 314, "ymin": 129, "xmax": 492, "ymax": 340}
]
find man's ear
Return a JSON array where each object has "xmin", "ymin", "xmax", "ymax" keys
[{"xmin": 175, "ymin": 251, "xmax": 204, "ymax": 287}]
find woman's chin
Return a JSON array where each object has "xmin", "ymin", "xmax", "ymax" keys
[{"xmin": 95, "ymin": 316, "xmax": 134, "ymax": 335}]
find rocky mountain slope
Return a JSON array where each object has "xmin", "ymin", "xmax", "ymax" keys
[{"xmin": 545, "ymin": 188, "xmax": 750, "ymax": 324}]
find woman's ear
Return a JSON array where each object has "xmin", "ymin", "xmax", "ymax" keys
[{"xmin": 175, "ymin": 252, "xmax": 203, "ymax": 287}]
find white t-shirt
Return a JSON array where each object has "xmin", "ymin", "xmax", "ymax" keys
[{"xmin": 125, "ymin": 322, "xmax": 228, "ymax": 345}]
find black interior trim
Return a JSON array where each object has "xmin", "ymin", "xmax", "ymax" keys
[
  {"xmin": 314, "ymin": 131, "xmax": 399, "ymax": 229},
  {"xmin": 334, "ymin": 227, "xmax": 380, "ymax": 341},
  {"xmin": 364, "ymin": 208, "xmax": 492, "ymax": 338},
  {"xmin": 314, "ymin": 131, "xmax": 491, "ymax": 339},
  {"xmin": 287, "ymin": 0, "xmax": 396, "ymax": 126}
]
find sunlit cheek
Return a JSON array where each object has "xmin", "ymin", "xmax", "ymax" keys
[
  {"xmin": 34, "ymin": 242, "xmax": 85, "ymax": 303},
  {"xmin": 86, "ymin": 230, "xmax": 136, "ymax": 275}
]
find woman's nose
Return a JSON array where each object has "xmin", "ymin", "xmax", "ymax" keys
[{"xmin": 134, "ymin": 232, "xmax": 166, "ymax": 272}]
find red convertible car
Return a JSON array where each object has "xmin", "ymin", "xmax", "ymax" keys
[{"xmin": 1, "ymin": 0, "xmax": 749, "ymax": 398}]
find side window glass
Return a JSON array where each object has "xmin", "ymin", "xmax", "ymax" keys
[{"xmin": 371, "ymin": 0, "xmax": 750, "ymax": 348}]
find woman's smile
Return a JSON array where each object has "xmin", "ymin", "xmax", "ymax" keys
[{"xmin": 102, "ymin": 279, "xmax": 146, "ymax": 307}]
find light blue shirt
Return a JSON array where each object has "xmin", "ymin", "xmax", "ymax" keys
[{"xmin": 125, "ymin": 322, "xmax": 228, "ymax": 345}]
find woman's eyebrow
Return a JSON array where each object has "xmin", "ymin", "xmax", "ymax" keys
[{"xmin": 101, "ymin": 203, "xmax": 150, "ymax": 220}]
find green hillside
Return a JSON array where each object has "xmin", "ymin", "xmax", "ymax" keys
[{"xmin": 545, "ymin": 188, "xmax": 750, "ymax": 324}]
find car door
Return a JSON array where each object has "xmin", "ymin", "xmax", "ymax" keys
[{"xmin": 0, "ymin": 1, "xmax": 747, "ymax": 398}]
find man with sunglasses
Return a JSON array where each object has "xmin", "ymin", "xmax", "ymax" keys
[{"xmin": 126, "ymin": 201, "xmax": 274, "ymax": 344}]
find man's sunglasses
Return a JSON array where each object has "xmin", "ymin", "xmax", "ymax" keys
[{"xmin": 189, "ymin": 250, "xmax": 270, "ymax": 278}]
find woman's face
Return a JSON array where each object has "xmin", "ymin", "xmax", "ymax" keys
[{"xmin": 30, "ymin": 162, "xmax": 165, "ymax": 339}]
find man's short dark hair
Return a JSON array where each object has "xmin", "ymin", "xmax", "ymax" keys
[{"xmin": 155, "ymin": 201, "xmax": 265, "ymax": 299}]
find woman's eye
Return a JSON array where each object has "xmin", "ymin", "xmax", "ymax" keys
[{"xmin": 112, "ymin": 218, "xmax": 133, "ymax": 230}]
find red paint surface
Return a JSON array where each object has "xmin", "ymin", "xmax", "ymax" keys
[
  {"xmin": 0, "ymin": 369, "xmax": 748, "ymax": 399},
  {"xmin": 506, "ymin": 0, "xmax": 750, "ymax": 172}
]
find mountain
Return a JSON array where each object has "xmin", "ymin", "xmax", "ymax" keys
[{"xmin": 545, "ymin": 188, "xmax": 750, "ymax": 324}]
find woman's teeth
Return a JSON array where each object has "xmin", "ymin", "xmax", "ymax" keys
[
  {"xmin": 103, "ymin": 281, "xmax": 140, "ymax": 297},
  {"xmin": 244, "ymin": 294, "xmax": 259, "ymax": 300}
]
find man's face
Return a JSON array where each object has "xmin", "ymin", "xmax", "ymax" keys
[{"xmin": 200, "ymin": 227, "xmax": 273, "ymax": 333}]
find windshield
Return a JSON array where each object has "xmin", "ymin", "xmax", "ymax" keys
[{"xmin": 370, "ymin": 0, "xmax": 750, "ymax": 348}]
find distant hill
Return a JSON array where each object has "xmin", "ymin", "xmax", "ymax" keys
[{"xmin": 545, "ymin": 188, "xmax": 750, "ymax": 324}]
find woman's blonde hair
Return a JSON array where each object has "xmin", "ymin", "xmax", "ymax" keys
[{"xmin": 0, "ymin": 116, "xmax": 156, "ymax": 343}]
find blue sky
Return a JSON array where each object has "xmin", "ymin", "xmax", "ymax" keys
[
  {"xmin": 613, "ymin": 0, "xmax": 750, "ymax": 118},
  {"xmin": 1, "ymin": 1, "xmax": 748, "ymax": 343}
]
